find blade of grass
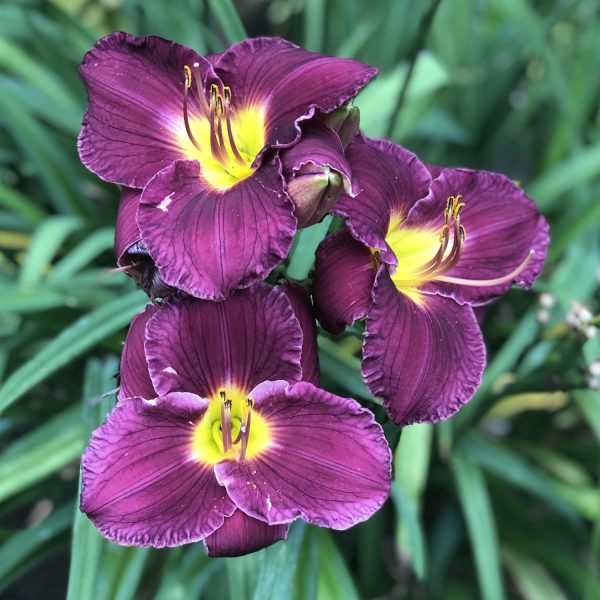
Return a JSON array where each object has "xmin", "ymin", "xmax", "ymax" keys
[
  {"xmin": 0, "ymin": 405, "xmax": 82, "ymax": 502},
  {"xmin": 286, "ymin": 216, "xmax": 332, "ymax": 281},
  {"xmin": 18, "ymin": 216, "xmax": 83, "ymax": 287},
  {"xmin": 0, "ymin": 503, "xmax": 73, "ymax": 591},
  {"xmin": 0, "ymin": 290, "xmax": 146, "ymax": 413},
  {"xmin": 207, "ymin": 0, "xmax": 246, "ymax": 44},
  {"xmin": 67, "ymin": 357, "xmax": 119, "ymax": 600},
  {"xmin": 48, "ymin": 227, "xmax": 115, "ymax": 283},
  {"xmin": 459, "ymin": 432, "xmax": 580, "ymax": 524},
  {"xmin": 452, "ymin": 454, "xmax": 505, "ymax": 600}
]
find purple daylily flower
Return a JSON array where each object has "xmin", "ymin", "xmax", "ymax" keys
[
  {"xmin": 79, "ymin": 33, "xmax": 375, "ymax": 300},
  {"xmin": 313, "ymin": 135, "xmax": 549, "ymax": 425},
  {"xmin": 82, "ymin": 283, "xmax": 391, "ymax": 556}
]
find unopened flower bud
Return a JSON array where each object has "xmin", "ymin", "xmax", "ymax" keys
[
  {"xmin": 584, "ymin": 325, "xmax": 597, "ymax": 340},
  {"xmin": 538, "ymin": 292, "xmax": 555, "ymax": 309},
  {"xmin": 589, "ymin": 361, "xmax": 600, "ymax": 377},
  {"xmin": 576, "ymin": 305, "xmax": 593, "ymax": 323},
  {"xmin": 565, "ymin": 312, "xmax": 580, "ymax": 329},
  {"xmin": 287, "ymin": 165, "xmax": 345, "ymax": 228},
  {"xmin": 536, "ymin": 308, "xmax": 550, "ymax": 324},
  {"xmin": 586, "ymin": 376, "xmax": 599, "ymax": 390},
  {"xmin": 322, "ymin": 102, "xmax": 360, "ymax": 148}
]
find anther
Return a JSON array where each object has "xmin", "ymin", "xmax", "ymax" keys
[
  {"xmin": 182, "ymin": 66, "xmax": 202, "ymax": 152},
  {"xmin": 184, "ymin": 65, "xmax": 192, "ymax": 89}
]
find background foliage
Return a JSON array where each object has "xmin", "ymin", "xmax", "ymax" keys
[{"xmin": 1, "ymin": 0, "xmax": 599, "ymax": 598}]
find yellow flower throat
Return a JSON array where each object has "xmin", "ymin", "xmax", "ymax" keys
[
  {"xmin": 382, "ymin": 195, "xmax": 535, "ymax": 303},
  {"xmin": 178, "ymin": 64, "xmax": 266, "ymax": 190},
  {"xmin": 192, "ymin": 387, "xmax": 271, "ymax": 466}
]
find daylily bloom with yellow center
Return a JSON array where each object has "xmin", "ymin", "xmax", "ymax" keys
[
  {"xmin": 78, "ymin": 33, "xmax": 374, "ymax": 299},
  {"xmin": 313, "ymin": 136, "xmax": 549, "ymax": 425},
  {"xmin": 83, "ymin": 284, "xmax": 390, "ymax": 557}
]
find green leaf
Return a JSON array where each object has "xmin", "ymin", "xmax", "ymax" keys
[
  {"xmin": 207, "ymin": 0, "xmax": 247, "ymax": 44},
  {"xmin": 391, "ymin": 482, "xmax": 427, "ymax": 579},
  {"xmin": 0, "ymin": 290, "xmax": 146, "ymax": 413},
  {"xmin": 316, "ymin": 528, "xmax": 360, "ymax": 600},
  {"xmin": 303, "ymin": 0, "xmax": 325, "ymax": 51},
  {"xmin": 393, "ymin": 424, "xmax": 432, "ymax": 578},
  {"xmin": 459, "ymin": 432, "xmax": 580, "ymax": 524},
  {"xmin": 286, "ymin": 216, "xmax": 332, "ymax": 281},
  {"xmin": 0, "ymin": 180, "xmax": 46, "ymax": 227},
  {"xmin": 0, "ymin": 503, "xmax": 73, "ymax": 591},
  {"xmin": 67, "ymin": 357, "xmax": 119, "ymax": 600},
  {"xmin": 527, "ymin": 145, "xmax": 600, "ymax": 211},
  {"xmin": 48, "ymin": 228, "xmax": 115, "ymax": 283},
  {"xmin": 317, "ymin": 335, "xmax": 372, "ymax": 400},
  {"xmin": 502, "ymin": 547, "xmax": 567, "ymax": 600},
  {"xmin": 0, "ymin": 405, "xmax": 82, "ymax": 502},
  {"xmin": 452, "ymin": 454, "xmax": 505, "ymax": 600},
  {"xmin": 18, "ymin": 215, "xmax": 83, "ymax": 287}
]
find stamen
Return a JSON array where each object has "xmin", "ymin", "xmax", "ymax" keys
[
  {"xmin": 222, "ymin": 86, "xmax": 246, "ymax": 165},
  {"xmin": 215, "ymin": 96, "xmax": 227, "ymax": 153},
  {"xmin": 239, "ymin": 397, "xmax": 253, "ymax": 463},
  {"xmin": 182, "ymin": 66, "xmax": 202, "ymax": 152},
  {"xmin": 209, "ymin": 91, "xmax": 228, "ymax": 164},
  {"xmin": 219, "ymin": 389, "xmax": 232, "ymax": 452},
  {"xmin": 435, "ymin": 250, "xmax": 535, "ymax": 287}
]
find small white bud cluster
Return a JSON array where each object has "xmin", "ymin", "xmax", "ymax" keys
[
  {"xmin": 565, "ymin": 301, "xmax": 597, "ymax": 339},
  {"xmin": 587, "ymin": 360, "xmax": 600, "ymax": 390},
  {"xmin": 536, "ymin": 292, "xmax": 555, "ymax": 324}
]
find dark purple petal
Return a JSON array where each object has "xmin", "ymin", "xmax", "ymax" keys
[
  {"xmin": 145, "ymin": 284, "xmax": 303, "ymax": 398},
  {"xmin": 280, "ymin": 281, "xmax": 319, "ymax": 385},
  {"xmin": 81, "ymin": 393, "xmax": 236, "ymax": 547},
  {"xmin": 115, "ymin": 187, "xmax": 141, "ymax": 266},
  {"xmin": 78, "ymin": 32, "xmax": 216, "ymax": 187},
  {"xmin": 281, "ymin": 121, "xmax": 354, "ymax": 227},
  {"xmin": 204, "ymin": 509, "xmax": 288, "ymax": 557},
  {"xmin": 119, "ymin": 305, "xmax": 157, "ymax": 402},
  {"xmin": 405, "ymin": 168, "xmax": 549, "ymax": 305},
  {"xmin": 137, "ymin": 157, "xmax": 296, "ymax": 300},
  {"xmin": 312, "ymin": 228, "xmax": 377, "ymax": 334},
  {"xmin": 215, "ymin": 381, "xmax": 391, "ymax": 530},
  {"xmin": 363, "ymin": 269, "xmax": 486, "ymax": 425},
  {"xmin": 214, "ymin": 37, "xmax": 377, "ymax": 154},
  {"xmin": 332, "ymin": 136, "xmax": 432, "ymax": 264}
]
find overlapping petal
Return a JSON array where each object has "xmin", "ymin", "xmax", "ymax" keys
[
  {"xmin": 118, "ymin": 305, "xmax": 157, "ymax": 402},
  {"xmin": 215, "ymin": 381, "xmax": 391, "ymax": 529},
  {"xmin": 115, "ymin": 187, "xmax": 141, "ymax": 265},
  {"xmin": 204, "ymin": 509, "xmax": 288, "ymax": 557},
  {"xmin": 313, "ymin": 228, "xmax": 377, "ymax": 334},
  {"xmin": 78, "ymin": 33, "xmax": 216, "ymax": 187},
  {"xmin": 405, "ymin": 168, "xmax": 549, "ymax": 305},
  {"xmin": 213, "ymin": 37, "xmax": 377, "ymax": 156},
  {"xmin": 363, "ymin": 270, "xmax": 486, "ymax": 425},
  {"xmin": 280, "ymin": 281, "xmax": 319, "ymax": 385},
  {"xmin": 332, "ymin": 136, "xmax": 432, "ymax": 264},
  {"xmin": 145, "ymin": 284, "xmax": 303, "ymax": 398},
  {"xmin": 137, "ymin": 157, "xmax": 296, "ymax": 300},
  {"xmin": 281, "ymin": 121, "xmax": 354, "ymax": 227},
  {"xmin": 81, "ymin": 393, "xmax": 236, "ymax": 547}
]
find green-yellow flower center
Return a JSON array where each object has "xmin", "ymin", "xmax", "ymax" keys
[
  {"xmin": 381, "ymin": 194, "xmax": 535, "ymax": 303},
  {"xmin": 178, "ymin": 65, "xmax": 266, "ymax": 191},
  {"xmin": 191, "ymin": 386, "xmax": 271, "ymax": 466},
  {"xmin": 382, "ymin": 195, "xmax": 466, "ymax": 303}
]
